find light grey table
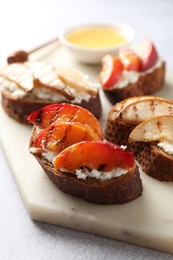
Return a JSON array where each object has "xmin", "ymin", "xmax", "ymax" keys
[{"xmin": 0, "ymin": 0, "xmax": 173, "ymax": 259}]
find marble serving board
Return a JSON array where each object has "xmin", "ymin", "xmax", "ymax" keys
[{"xmin": 1, "ymin": 46, "xmax": 173, "ymax": 254}]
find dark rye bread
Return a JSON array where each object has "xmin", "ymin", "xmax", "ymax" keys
[
  {"xmin": 32, "ymin": 153, "xmax": 142, "ymax": 204},
  {"xmin": 1, "ymin": 89, "xmax": 101, "ymax": 123},
  {"xmin": 133, "ymin": 142, "xmax": 173, "ymax": 182},
  {"xmin": 29, "ymin": 128, "xmax": 142, "ymax": 204},
  {"xmin": 105, "ymin": 62, "xmax": 165, "ymax": 102},
  {"xmin": 104, "ymin": 105, "xmax": 135, "ymax": 146}
]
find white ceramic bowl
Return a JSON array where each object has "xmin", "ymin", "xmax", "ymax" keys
[{"xmin": 59, "ymin": 23, "xmax": 135, "ymax": 64}]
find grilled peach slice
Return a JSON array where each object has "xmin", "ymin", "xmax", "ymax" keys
[
  {"xmin": 116, "ymin": 97, "xmax": 173, "ymax": 124},
  {"xmin": 32, "ymin": 122, "xmax": 102, "ymax": 153},
  {"xmin": 27, "ymin": 103, "xmax": 103, "ymax": 139},
  {"xmin": 129, "ymin": 115, "xmax": 173, "ymax": 142},
  {"xmin": 54, "ymin": 141, "xmax": 135, "ymax": 173}
]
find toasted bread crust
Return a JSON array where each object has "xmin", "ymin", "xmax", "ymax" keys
[
  {"xmin": 134, "ymin": 142, "xmax": 173, "ymax": 182},
  {"xmin": 104, "ymin": 62, "xmax": 165, "ymax": 102},
  {"xmin": 1, "ymin": 89, "xmax": 101, "ymax": 123},
  {"xmin": 33, "ymin": 153, "xmax": 142, "ymax": 204},
  {"xmin": 105, "ymin": 107, "xmax": 135, "ymax": 146}
]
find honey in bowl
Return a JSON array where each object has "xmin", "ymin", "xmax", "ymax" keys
[
  {"xmin": 66, "ymin": 26, "xmax": 127, "ymax": 48},
  {"xmin": 60, "ymin": 23, "xmax": 135, "ymax": 63}
]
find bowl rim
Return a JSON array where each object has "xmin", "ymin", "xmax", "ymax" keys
[{"xmin": 59, "ymin": 22, "xmax": 135, "ymax": 52}]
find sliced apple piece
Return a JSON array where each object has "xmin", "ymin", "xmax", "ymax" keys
[
  {"xmin": 0, "ymin": 63, "xmax": 33, "ymax": 91},
  {"xmin": 32, "ymin": 122, "xmax": 102, "ymax": 154},
  {"xmin": 119, "ymin": 48, "xmax": 142, "ymax": 71},
  {"xmin": 117, "ymin": 97, "xmax": 173, "ymax": 124},
  {"xmin": 99, "ymin": 55, "xmax": 124, "ymax": 89},
  {"xmin": 27, "ymin": 103, "xmax": 103, "ymax": 140},
  {"xmin": 136, "ymin": 39, "xmax": 158, "ymax": 71},
  {"xmin": 53, "ymin": 141, "xmax": 135, "ymax": 173},
  {"xmin": 129, "ymin": 115, "xmax": 173, "ymax": 142}
]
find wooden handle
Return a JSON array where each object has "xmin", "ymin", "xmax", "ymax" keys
[{"xmin": 7, "ymin": 38, "xmax": 58, "ymax": 64}]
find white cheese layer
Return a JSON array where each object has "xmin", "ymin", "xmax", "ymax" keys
[
  {"xmin": 0, "ymin": 77, "xmax": 94, "ymax": 103},
  {"xmin": 43, "ymin": 151, "xmax": 58, "ymax": 163},
  {"xmin": 75, "ymin": 168, "xmax": 128, "ymax": 181},
  {"xmin": 157, "ymin": 141, "xmax": 173, "ymax": 155},
  {"xmin": 112, "ymin": 58, "xmax": 163, "ymax": 89},
  {"xmin": 41, "ymin": 151, "xmax": 128, "ymax": 180}
]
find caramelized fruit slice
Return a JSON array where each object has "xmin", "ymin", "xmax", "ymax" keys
[
  {"xmin": 0, "ymin": 63, "xmax": 33, "ymax": 91},
  {"xmin": 27, "ymin": 103, "xmax": 103, "ymax": 139},
  {"xmin": 129, "ymin": 115, "xmax": 173, "ymax": 142},
  {"xmin": 117, "ymin": 97, "xmax": 173, "ymax": 124},
  {"xmin": 119, "ymin": 48, "xmax": 142, "ymax": 71},
  {"xmin": 54, "ymin": 141, "xmax": 135, "ymax": 173},
  {"xmin": 99, "ymin": 55, "xmax": 124, "ymax": 89},
  {"xmin": 33, "ymin": 122, "xmax": 102, "ymax": 153}
]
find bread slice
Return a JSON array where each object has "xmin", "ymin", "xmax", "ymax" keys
[
  {"xmin": 105, "ymin": 116, "xmax": 173, "ymax": 182},
  {"xmin": 132, "ymin": 142, "xmax": 173, "ymax": 182},
  {"xmin": 0, "ymin": 62, "xmax": 101, "ymax": 123},
  {"xmin": 34, "ymin": 154, "xmax": 142, "ymax": 204},
  {"xmin": 1, "ymin": 88, "xmax": 101, "ymax": 124},
  {"xmin": 105, "ymin": 62, "xmax": 165, "ymax": 102},
  {"xmin": 105, "ymin": 105, "xmax": 135, "ymax": 146},
  {"xmin": 29, "ymin": 128, "xmax": 142, "ymax": 204},
  {"xmin": 105, "ymin": 99, "xmax": 173, "ymax": 182}
]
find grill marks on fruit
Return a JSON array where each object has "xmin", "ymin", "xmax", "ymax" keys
[
  {"xmin": 36, "ymin": 122, "xmax": 98, "ymax": 153},
  {"xmin": 156, "ymin": 120, "xmax": 162, "ymax": 133},
  {"xmin": 0, "ymin": 62, "xmax": 77, "ymax": 98},
  {"xmin": 44, "ymin": 124, "xmax": 73, "ymax": 152},
  {"xmin": 52, "ymin": 109, "xmax": 77, "ymax": 125},
  {"xmin": 55, "ymin": 125, "xmax": 72, "ymax": 145},
  {"xmin": 36, "ymin": 107, "xmax": 63, "ymax": 126},
  {"xmin": 132, "ymin": 105, "xmax": 139, "ymax": 120},
  {"xmin": 117, "ymin": 97, "xmax": 173, "ymax": 125},
  {"xmin": 36, "ymin": 109, "xmax": 43, "ymax": 124},
  {"xmin": 168, "ymin": 105, "xmax": 173, "ymax": 113},
  {"xmin": 49, "ymin": 108, "xmax": 62, "ymax": 125},
  {"xmin": 98, "ymin": 164, "xmax": 107, "ymax": 171},
  {"xmin": 26, "ymin": 62, "xmax": 75, "ymax": 100},
  {"xmin": 149, "ymin": 100, "xmax": 155, "ymax": 113},
  {"xmin": 43, "ymin": 125, "xmax": 55, "ymax": 149}
]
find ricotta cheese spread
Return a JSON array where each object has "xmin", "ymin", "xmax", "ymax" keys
[
  {"xmin": 29, "ymin": 147, "xmax": 39, "ymax": 154},
  {"xmin": 157, "ymin": 141, "xmax": 173, "ymax": 155},
  {"xmin": 43, "ymin": 151, "xmax": 58, "ymax": 163},
  {"xmin": 41, "ymin": 151, "xmax": 128, "ymax": 180},
  {"xmin": 0, "ymin": 76, "xmax": 94, "ymax": 103},
  {"xmin": 75, "ymin": 167, "xmax": 128, "ymax": 180},
  {"xmin": 112, "ymin": 58, "xmax": 163, "ymax": 89}
]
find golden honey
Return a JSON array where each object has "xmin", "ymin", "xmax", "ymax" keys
[{"xmin": 66, "ymin": 26, "xmax": 127, "ymax": 48}]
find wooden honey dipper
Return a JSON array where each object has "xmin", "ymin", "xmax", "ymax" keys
[{"xmin": 7, "ymin": 38, "xmax": 58, "ymax": 64}]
